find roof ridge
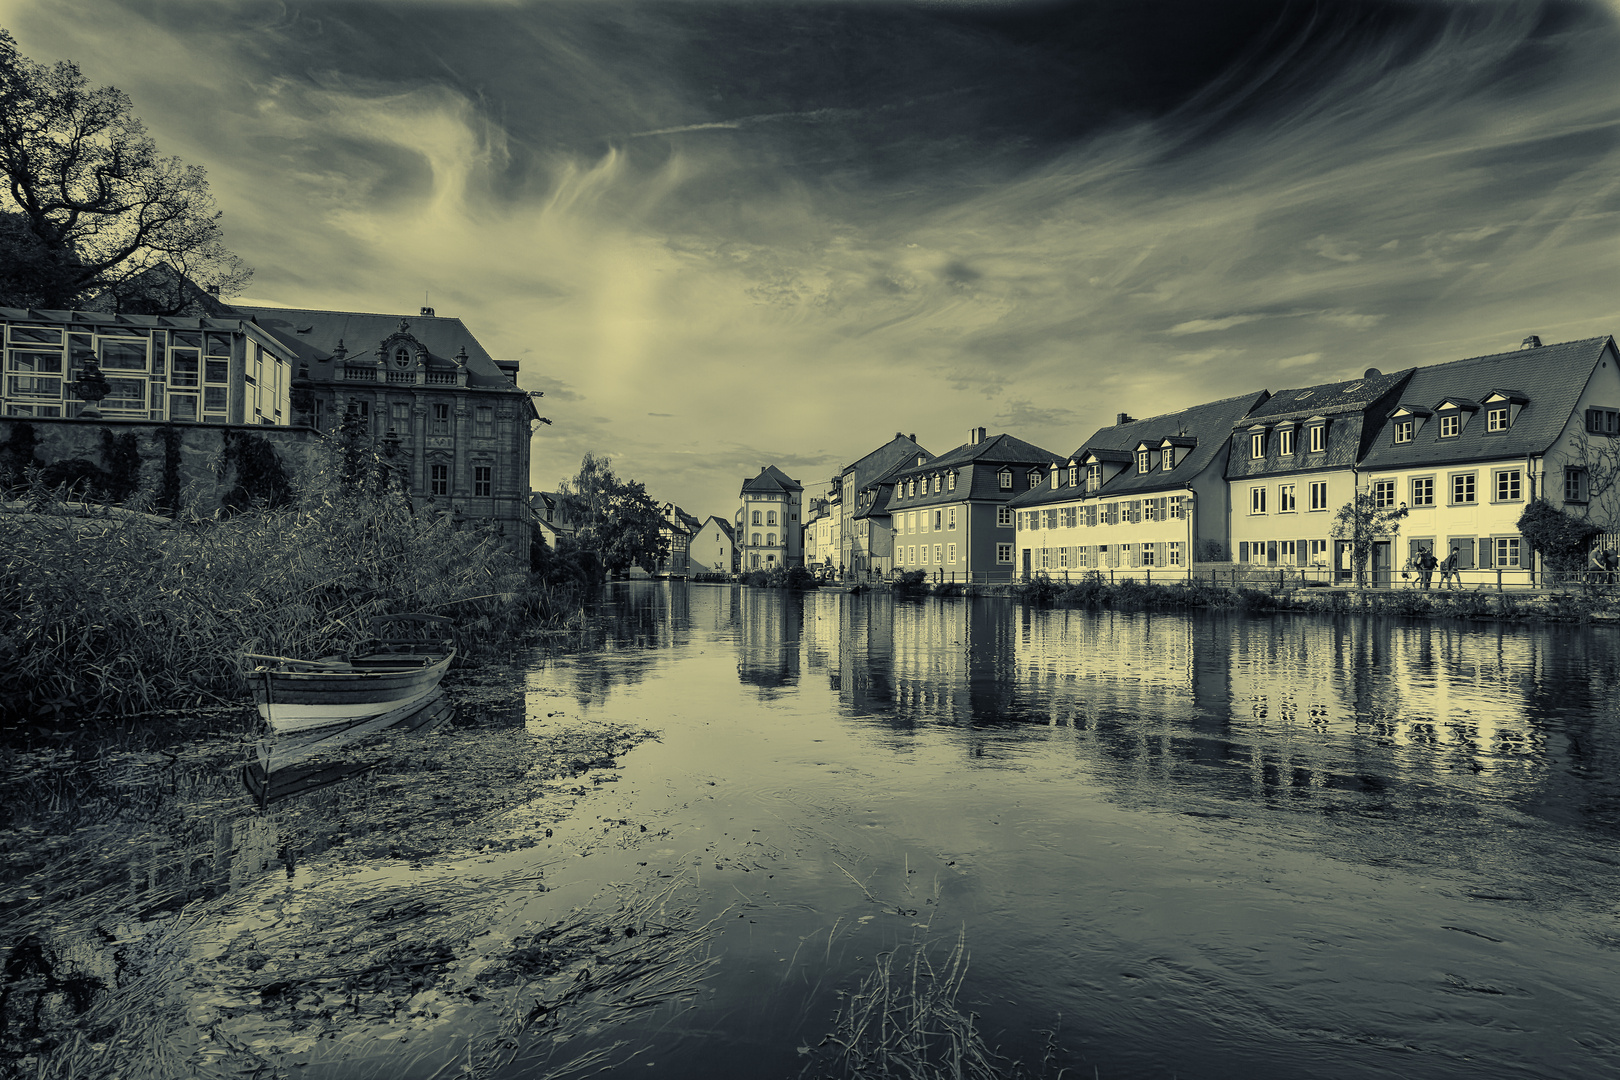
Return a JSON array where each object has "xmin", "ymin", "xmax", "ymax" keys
[
  {"xmin": 1420, "ymin": 335, "xmax": 1612, "ymax": 368},
  {"xmin": 234, "ymin": 303, "xmax": 466, "ymax": 322},
  {"xmin": 1104, "ymin": 389, "xmax": 1267, "ymax": 429}
]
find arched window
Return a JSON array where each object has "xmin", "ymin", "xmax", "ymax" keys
[
  {"xmin": 767, "ymin": 532, "xmax": 776, "ymax": 546},
  {"xmin": 752, "ymin": 532, "xmax": 761, "ymax": 545},
  {"xmin": 766, "ymin": 511, "xmax": 776, "ymax": 526},
  {"xmin": 752, "ymin": 510, "xmax": 761, "ymax": 525}
]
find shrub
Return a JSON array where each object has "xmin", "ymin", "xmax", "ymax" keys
[
  {"xmin": 891, "ymin": 569, "xmax": 929, "ymax": 594},
  {"xmin": 1012, "ymin": 573, "xmax": 1058, "ymax": 604}
]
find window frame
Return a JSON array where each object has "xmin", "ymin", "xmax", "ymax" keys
[
  {"xmin": 1450, "ymin": 471, "xmax": 1477, "ymax": 505},
  {"xmin": 996, "ymin": 542, "xmax": 1013, "ymax": 564},
  {"xmin": 1278, "ymin": 427, "xmax": 1295, "ymax": 456},
  {"xmin": 1493, "ymin": 468, "xmax": 1522, "ymax": 503},
  {"xmin": 1410, "ymin": 475, "xmax": 1435, "ymax": 507},
  {"xmin": 997, "ymin": 505, "xmax": 1014, "ymax": 527},
  {"xmin": 1439, "ymin": 413, "xmax": 1460, "ymax": 438},
  {"xmin": 1308, "ymin": 424, "xmax": 1326, "ymax": 453},
  {"xmin": 1308, "ymin": 481, "xmax": 1328, "ymax": 512},
  {"xmin": 1393, "ymin": 419, "xmax": 1413, "ymax": 444},
  {"xmin": 1278, "ymin": 484, "xmax": 1296, "ymax": 513},
  {"xmin": 1250, "ymin": 486, "xmax": 1266, "ymax": 515}
]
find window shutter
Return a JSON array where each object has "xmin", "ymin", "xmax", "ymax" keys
[
  {"xmin": 1298, "ymin": 539, "xmax": 1309, "ymax": 566},
  {"xmin": 1267, "ymin": 541, "xmax": 1278, "ymax": 564},
  {"xmin": 1456, "ymin": 537, "xmax": 1475, "ymax": 569},
  {"xmin": 1158, "ymin": 497, "xmax": 1168, "ymax": 519},
  {"xmin": 1238, "ymin": 541, "xmax": 1249, "ymax": 562},
  {"xmin": 1155, "ymin": 542, "xmax": 1166, "ymax": 566}
]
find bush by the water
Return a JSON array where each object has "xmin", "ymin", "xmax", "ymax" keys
[
  {"xmin": 0, "ymin": 452, "xmax": 582, "ymax": 742},
  {"xmin": 742, "ymin": 564, "xmax": 818, "ymax": 589},
  {"xmin": 891, "ymin": 569, "xmax": 929, "ymax": 594}
]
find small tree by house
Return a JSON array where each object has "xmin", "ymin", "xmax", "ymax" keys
[
  {"xmin": 1329, "ymin": 491, "xmax": 1408, "ymax": 586},
  {"xmin": 557, "ymin": 453, "xmax": 670, "ymax": 577},
  {"xmin": 1517, "ymin": 498, "xmax": 1603, "ymax": 574}
]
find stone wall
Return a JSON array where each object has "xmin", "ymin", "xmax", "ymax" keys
[{"xmin": 0, "ymin": 416, "xmax": 325, "ymax": 514}]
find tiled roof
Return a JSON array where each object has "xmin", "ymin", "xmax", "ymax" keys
[
  {"xmin": 886, "ymin": 433, "xmax": 1064, "ymax": 510},
  {"xmin": 1010, "ymin": 390, "xmax": 1269, "ymax": 508},
  {"xmin": 740, "ymin": 465, "xmax": 803, "ymax": 494},
  {"xmin": 839, "ymin": 435, "xmax": 932, "ymax": 493},
  {"xmin": 231, "ymin": 305, "xmax": 519, "ymax": 390},
  {"xmin": 1360, "ymin": 336, "xmax": 1616, "ymax": 470},
  {"xmin": 1227, "ymin": 372, "xmax": 1411, "ymax": 480},
  {"xmin": 710, "ymin": 517, "xmax": 735, "ymax": 542}
]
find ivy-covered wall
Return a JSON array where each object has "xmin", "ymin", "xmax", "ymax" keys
[{"xmin": 0, "ymin": 417, "xmax": 324, "ymax": 514}]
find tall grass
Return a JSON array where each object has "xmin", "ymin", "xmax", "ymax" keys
[{"xmin": 0, "ymin": 467, "xmax": 581, "ymax": 740}]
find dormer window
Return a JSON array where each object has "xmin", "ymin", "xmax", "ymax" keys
[
  {"xmin": 1487, "ymin": 407, "xmax": 1508, "ymax": 432},
  {"xmin": 1249, "ymin": 432, "xmax": 1266, "ymax": 459},
  {"xmin": 1027, "ymin": 470, "xmax": 1041, "ymax": 489},
  {"xmin": 907, "ymin": 479, "xmax": 916, "ymax": 497},
  {"xmin": 1308, "ymin": 424, "xmax": 1327, "ymax": 453},
  {"xmin": 948, "ymin": 471, "xmax": 957, "ymax": 491},
  {"xmin": 1394, "ymin": 419, "xmax": 1413, "ymax": 444},
  {"xmin": 1279, "ymin": 427, "xmax": 1295, "ymax": 455},
  {"xmin": 1087, "ymin": 463, "xmax": 1102, "ymax": 491},
  {"xmin": 1161, "ymin": 449, "xmax": 1174, "ymax": 471},
  {"xmin": 999, "ymin": 469, "xmax": 1013, "ymax": 490},
  {"xmin": 1067, "ymin": 465, "xmax": 1078, "ymax": 486},
  {"xmin": 1440, "ymin": 414, "xmax": 1460, "ymax": 438},
  {"xmin": 1137, "ymin": 450, "xmax": 1151, "ymax": 473}
]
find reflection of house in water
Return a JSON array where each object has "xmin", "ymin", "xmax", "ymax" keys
[{"xmin": 737, "ymin": 587, "xmax": 802, "ymax": 690}]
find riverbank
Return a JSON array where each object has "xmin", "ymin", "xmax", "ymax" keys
[
  {"xmin": 0, "ymin": 667, "xmax": 682, "ymax": 1079},
  {"xmin": 0, "ymin": 485, "xmax": 586, "ymax": 745}
]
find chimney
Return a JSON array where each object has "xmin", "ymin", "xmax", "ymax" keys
[
  {"xmin": 1116, "ymin": 413, "xmax": 1135, "ymax": 426},
  {"xmin": 896, "ymin": 431, "xmax": 904, "ymax": 440},
  {"xmin": 204, "ymin": 283, "xmax": 220, "ymax": 296},
  {"xmin": 909, "ymin": 433, "xmax": 916, "ymax": 442},
  {"xmin": 1522, "ymin": 335, "xmax": 1543, "ymax": 349},
  {"xmin": 421, "ymin": 306, "xmax": 436, "ymax": 317},
  {"xmin": 1364, "ymin": 367, "xmax": 1382, "ymax": 378},
  {"xmin": 970, "ymin": 426, "xmax": 987, "ymax": 445}
]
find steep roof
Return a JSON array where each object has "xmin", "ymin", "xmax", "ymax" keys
[
  {"xmin": 1360, "ymin": 336, "xmax": 1616, "ymax": 470},
  {"xmin": 230, "ymin": 305, "xmax": 521, "ymax": 391},
  {"xmin": 839, "ymin": 434, "xmax": 932, "ymax": 494},
  {"xmin": 1227, "ymin": 370, "xmax": 1412, "ymax": 480},
  {"xmin": 706, "ymin": 516, "xmax": 735, "ymax": 542},
  {"xmin": 1010, "ymin": 390, "xmax": 1269, "ymax": 508},
  {"xmin": 740, "ymin": 464, "xmax": 803, "ymax": 494},
  {"xmin": 888, "ymin": 433, "xmax": 1064, "ymax": 510}
]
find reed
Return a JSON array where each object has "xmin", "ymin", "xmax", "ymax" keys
[{"xmin": 0, "ymin": 471, "xmax": 584, "ymax": 742}]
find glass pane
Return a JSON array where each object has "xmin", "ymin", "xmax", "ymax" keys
[
  {"xmin": 150, "ymin": 330, "xmax": 166, "ymax": 354},
  {"xmin": 151, "ymin": 347, "xmax": 164, "ymax": 377},
  {"xmin": 7, "ymin": 350, "xmax": 63, "ymax": 374},
  {"xmin": 205, "ymin": 332, "xmax": 233, "ymax": 357},
  {"xmin": 169, "ymin": 394, "xmax": 197, "ymax": 422},
  {"xmin": 172, "ymin": 331, "xmax": 200, "ymax": 348},
  {"xmin": 102, "ymin": 376, "xmax": 147, "ymax": 412},
  {"xmin": 202, "ymin": 413, "xmax": 227, "ymax": 424},
  {"xmin": 6, "ymin": 375, "xmax": 61, "ymax": 398},
  {"xmin": 150, "ymin": 384, "xmax": 164, "ymax": 410},
  {"xmin": 204, "ymin": 386, "xmax": 228, "ymax": 411},
  {"xmin": 205, "ymin": 359, "xmax": 229, "ymax": 383},
  {"xmin": 8, "ymin": 325, "xmax": 62, "ymax": 345},
  {"xmin": 170, "ymin": 351, "xmax": 199, "ymax": 387},
  {"xmin": 99, "ymin": 339, "xmax": 148, "ymax": 370}
]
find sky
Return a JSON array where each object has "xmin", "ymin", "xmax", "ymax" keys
[{"xmin": 4, "ymin": 0, "xmax": 1620, "ymax": 519}]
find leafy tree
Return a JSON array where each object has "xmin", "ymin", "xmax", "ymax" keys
[
  {"xmin": 1329, "ymin": 492, "xmax": 1408, "ymax": 586},
  {"xmin": 0, "ymin": 30, "xmax": 249, "ymax": 312},
  {"xmin": 1517, "ymin": 497, "xmax": 1602, "ymax": 572},
  {"xmin": 557, "ymin": 453, "xmax": 670, "ymax": 576}
]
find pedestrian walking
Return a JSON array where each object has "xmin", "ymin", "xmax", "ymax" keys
[
  {"xmin": 1606, "ymin": 548, "xmax": 1619, "ymax": 586},
  {"xmin": 1439, "ymin": 546, "xmax": 1461, "ymax": 589},
  {"xmin": 1418, "ymin": 547, "xmax": 1437, "ymax": 589}
]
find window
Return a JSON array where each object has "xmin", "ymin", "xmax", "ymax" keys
[
  {"xmin": 752, "ymin": 510, "xmax": 762, "ymax": 526},
  {"xmin": 751, "ymin": 553, "xmax": 760, "ymax": 568},
  {"xmin": 1279, "ymin": 484, "xmax": 1296, "ymax": 513},
  {"xmin": 1062, "ymin": 506, "xmax": 1077, "ymax": 527},
  {"xmin": 1144, "ymin": 499, "xmax": 1158, "ymax": 522},
  {"xmin": 1142, "ymin": 545, "xmax": 1156, "ymax": 566},
  {"xmin": 1028, "ymin": 471, "xmax": 1041, "ymax": 489},
  {"xmin": 1585, "ymin": 407, "xmax": 1620, "ymax": 435},
  {"xmin": 1085, "ymin": 505, "xmax": 1098, "ymax": 527},
  {"xmin": 999, "ymin": 471, "xmax": 1012, "ymax": 490},
  {"xmin": 1310, "ymin": 539, "xmax": 1329, "ymax": 563},
  {"xmin": 1250, "ymin": 486, "xmax": 1266, "ymax": 514},
  {"xmin": 473, "ymin": 466, "xmax": 491, "ymax": 497},
  {"xmin": 1439, "ymin": 414, "xmax": 1460, "ymax": 438},
  {"xmin": 767, "ymin": 511, "xmax": 777, "ymax": 526},
  {"xmin": 1068, "ymin": 466, "xmax": 1078, "ymax": 486},
  {"xmin": 475, "ymin": 406, "xmax": 493, "ymax": 438},
  {"xmin": 430, "ymin": 463, "xmax": 449, "ymax": 496},
  {"xmin": 1137, "ymin": 450, "xmax": 1150, "ymax": 473},
  {"xmin": 390, "ymin": 401, "xmax": 411, "ymax": 433},
  {"xmin": 1494, "ymin": 469, "xmax": 1522, "ymax": 502},
  {"xmin": 1250, "ymin": 432, "xmax": 1266, "ymax": 459},
  {"xmin": 1169, "ymin": 496, "xmax": 1184, "ymax": 519},
  {"xmin": 908, "ymin": 479, "xmax": 916, "ymax": 497},
  {"xmin": 997, "ymin": 505, "xmax": 1014, "ymax": 527},
  {"xmin": 1451, "ymin": 472, "xmax": 1476, "ymax": 504},
  {"xmin": 1566, "ymin": 466, "xmax": 1590, "ymax": 504},
  {"xmin": 752, "ymin": 532, "xmax": 761, "ymax": 546},
  {"xmin": 1394, "ymin": 419, "xmax": 1413, "ymax": 444},
  {"xmin": 346, "ymin": 399, "xmax": 370, "ymax": 434},
  {"xmin": 934, "ymin": 510, "xmax": 943, "ymax": 530},
  {"xmin": 1280, "ymin": 540, "xmax": 1297, "ymax": 564},
  {"xmin": 997, "ymin": 543, "xmax": 1013, "ymax": 563},
  {"xmin": 1308, "ymin": 481, "xmax": 1328, "ymax": 511},
  {"xmin": 767, "ymin": 532, "xmax": 776, "ymax": 546},
  {"xmin": 1279, "ymin": 428, "xmax": 1295, "ymax": 456},
  {"xmin": 1372, "ymin": 479, "xmax": 1396, "ymax": 508},
  {"xmin": 1493, "ymin": 536, "xmax": 1521, "ymax": 568},
  {"xmin": 933, "ymin": 543, "xmax": 942, "ymax": 562},
  {"xmin": 1058, "ymin": 548, "xmax": 1068, "ymax": 568},
  {"xmin": 947, "ymin": 542, "xmax": 957, "ymax": 563},
  {"xmin": 1411, "ymin": 477, "xmax": 1434, "ymax": 507},
  {"xmin": 1127, "ymin": 500, "xmax": 1142, "ymax": 523},
  {"xmin": 948, "ymin": 472, "xmax": 957, "ymax": 491},
  {"xmin": 1087, "ymin": 464, "xmax": 1102, "ymax": 491},
  {"xmin": 948, "ymin": 507, "xmax": 957, "ymax": 529},
  {"xmin": 1162, "ymin": 449, "xmax": 1175, "ymax": 471},
  {"xmin": 432, "ymin": 402, "xmax": 450, "ymax": 435},
  {"xmin": 1487, "ymin": 407, "xmax": 1508, "ymax": 432},
  {"xmin": 1169, "ymin": 541, "xmax": 1183, "ymax": 566},
  {"xmin": 1309, "ymin": 425, "xmax": 1326, "ymax": 453}
]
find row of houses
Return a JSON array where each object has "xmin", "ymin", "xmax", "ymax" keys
[{"xmin": 783, "ymin": 334, "xmax": 1620, "ymax": 587}]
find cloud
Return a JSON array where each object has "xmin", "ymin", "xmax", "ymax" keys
[
  {"xmin": 1275, "ymin": 352, "xmax": 1323, "ymax": 370},
  {"xmin": 1165, "ymin": 314, "xmax": 1269, "ymax": 337},
  {"xmin": 1317, "ymin": 311, "xmax": 1386, "ymax": 331}
]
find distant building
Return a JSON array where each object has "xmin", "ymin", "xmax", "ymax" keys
[
  {"xmin": 738, "ymin": 465, "xmax": 803, "ymax": 570},
  {"xmin": 656, "ymin": 503, "xmax": 704, "ymax": 577},
  {"xmin": 1010, "ymin": 392, "xmax": 1269, "ymax": 579},
  {"xmin": 690, "ymin": 516, "xmax": 737, "ymax": 575},
  {"xmin": 833, "ymin": 433, "xmax": 932, "ymax": 574},
  {"xmin": 886, "ymin": 428, "xmax": 1063, "ymax": 582}
]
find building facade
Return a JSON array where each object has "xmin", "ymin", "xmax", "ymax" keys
[
  {"xmin": 238, "ymin": 305, "xmax": 539, "ymax": 537},
  {"xmin": 886, "ymin": 428, "xmax": 1063, "ymax": 582},
  {"xmin": 738, "ymin": 465, "xmax": 804, "ymax": 570},
  {"xmin": 689, "ymin": 516, "xmax": 737, "ymax": 575},
  {"xmin": 1010, "ymin": 393, "xmax": 1269, "ymax": 579},
  {"xmin": 834, "ymin": 433, "xmax": 931, "ymax": 573}
]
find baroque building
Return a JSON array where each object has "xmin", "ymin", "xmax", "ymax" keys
[{"xmin": 236, "ymin": 305, "xmax": 541, "ymax": 536}]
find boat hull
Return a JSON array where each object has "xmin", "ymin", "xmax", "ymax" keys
[{"xmin": 252, "ymin": 651, "xmax": 454, "ymax": 734}]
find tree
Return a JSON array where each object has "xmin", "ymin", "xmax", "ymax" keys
[
  {"xmin": 0, "ymin": 30, "xmax": 249, "ymax": 313},
  {"xmin": 1329, "ymin": 491, "xmax": 1408, "ymax": 586},
  {"xmin": 557, "ymin": 454, "xmax": 670, "ymax": 577},
  {"xmin": 1517, "ymin": 498, "xmax": 1602, "ymax": 573}
]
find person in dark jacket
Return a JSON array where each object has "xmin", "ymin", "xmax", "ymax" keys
[
  {"xmin": 1439, "ymin": 547, "xmax": 1461, "ymax": 589},
  {"xmin": 1417, "ymin": 547, "xmax": 1437, "ymax": 589}
]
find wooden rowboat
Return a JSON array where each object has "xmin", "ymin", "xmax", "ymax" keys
[{"xmin": 245, "ymin": 614, "xmax": 456, "ymax": 735}]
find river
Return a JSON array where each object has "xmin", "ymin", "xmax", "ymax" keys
[{"xmin": 489, "ymin": 583, "xmax": 1620, "ymax": 1079}]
